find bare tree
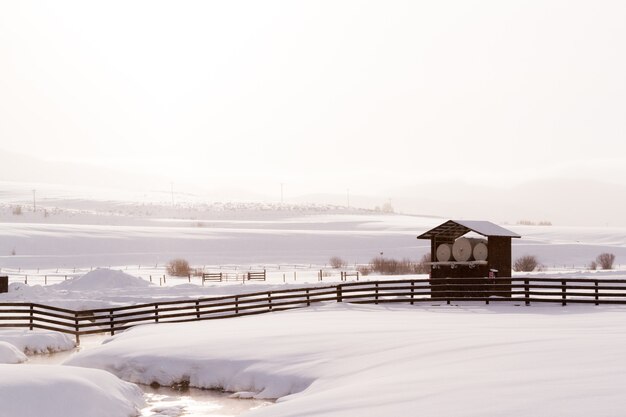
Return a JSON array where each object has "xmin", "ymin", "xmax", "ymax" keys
[
  {"xmin": 596, "ymin": 253, "xmax": 616, "ymax": 270},
  {"xmin": 514, "ymin": 255, "xmax": 539, "ymax": 272}
]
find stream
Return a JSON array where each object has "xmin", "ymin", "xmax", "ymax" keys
[{"xmin": 25, "ymin": 335, "xmax": 272, "ymax": 417}]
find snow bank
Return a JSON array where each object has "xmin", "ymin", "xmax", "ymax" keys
[
  {"xmin": 66, "ymin": 303, "xmax": 626, "ymax": 417},
  {"xmin": 0, "ymin": 329, "xmax": 75, "ymax": 354},
  {"xmin": 0, "ymin": 341, "xmax": 27, "ymax": 364},
  {"xmin": 0, "ymin": 364, "xmax": 144, "ymax": 417},
  {"xmin": 56, "ymin": 268, "xmax": 151, "ymax": 290}
]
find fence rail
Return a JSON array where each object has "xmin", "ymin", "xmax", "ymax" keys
[{"xmin": 2, "ymin": 277, "xmax": 626, "ymax": 344}]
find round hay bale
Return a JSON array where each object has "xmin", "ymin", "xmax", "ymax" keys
[
  {"xmin": 452, "ymin": 237, "xmax": 473, "ymax": 262},
  {"xmin": 436, "ymin": 244, "xmax": 452, "ymax": 262},
  {"xmin": 473, "ymin": 241, "xmax": 488, "ymax": 261}
]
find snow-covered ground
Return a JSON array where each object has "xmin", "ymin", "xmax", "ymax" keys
[
  {"xmin": 64, "ymin": 302, "xmax": 626, "ymax": 417},
  {"xmin": 0, "ymin": 364, "xmax": 144, "ymax": 417},
  {"xmin": 1, "ymin": 182, "xmax": 624, "ymax": 272},
  {"xmin": 2, "ymin": 185, "xmax": 626, "ymax": 417}
]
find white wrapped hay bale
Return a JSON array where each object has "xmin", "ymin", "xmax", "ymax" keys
[
  {"xmin": 452, "ymin": 237, "xmax": 487, "ymax": 262},
  {"xmin": 473, "ymin": 240, "xmax": 489, "ymax": 261},
  {"xmin": 436, "ymin": 244, "xmax": 453, "ymax": 262}
]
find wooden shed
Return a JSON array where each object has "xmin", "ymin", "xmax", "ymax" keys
[{"xmin": 417, "ymin": 220, "xmax": 520, "ymax": 298}]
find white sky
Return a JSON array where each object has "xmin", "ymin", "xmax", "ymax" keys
[{"xmin": 1, "ymin": 0, "xmax": 625, "ymax": 196}]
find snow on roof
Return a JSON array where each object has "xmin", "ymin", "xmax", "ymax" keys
[{"xmin": 417, "ymin": 220, "xmax": 520, "ymax": 240}]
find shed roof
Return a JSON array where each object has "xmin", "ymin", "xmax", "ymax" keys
[{"xmin": 416, "ymin": 220, "xmax": 521, "ymax": 240}]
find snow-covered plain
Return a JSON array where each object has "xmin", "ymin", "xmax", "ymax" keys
[
  {"xmin": 1, "ymin": 184, "xmax": 624, "ymax": 272},
  {"xmin": 65, "ymin": 302, "xmax": 626, "ymax": 417},
  {"xmin": 2, "ymin": 186, "xmax": 626, "ymax": 417}
]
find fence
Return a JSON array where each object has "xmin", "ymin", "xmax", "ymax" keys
[{"xmin": 2, "ymin": 277, "xmax": 626, "ymax": 344}]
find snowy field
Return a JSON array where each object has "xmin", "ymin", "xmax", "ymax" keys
[
  {"xmin": 1, "ymin": 181, "xmax": 625, "ymax": 275},
  {"xmin": 2, "ymin": 184, "xmax": 626, "ymax": 416},
  {"xmin": 64, "ymin": 303, "xmax": 626, "ymax": 417}
]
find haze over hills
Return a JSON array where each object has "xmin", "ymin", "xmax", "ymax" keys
[{"xmin": 1, "ymin": 149, "xmax": 625, "ymax": 227}]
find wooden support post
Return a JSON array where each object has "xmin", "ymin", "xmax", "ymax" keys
[
  {"xmin": 337, "ymin": 285, "xmax": 343, "ymax": 303},
  {"xmin": 74, "ymin": 312, "xmax": 80, "ymax": 346},
  {"xmin": 195, "ymin": 300, "xmax": 200, "ymax": 319},
  {"xmin": 110, "ymin": 310, "xmax": 115, "ymax": 335},
  {"xmin": 410, "ymin": 281, "xmax": 414, "ymax": 305},
  {"xmin": 595, "ymin": 281, "xmax": 599, "ymax": 306},
  {"xmin": 44, "ymin": 275, "xmax": 47, "ymax": 285},
  {"xmin": 29, "ymin": 305, "xmax": 34, "ymax": 330},
  {"xmin": 562, "ymin": 280, "xmax": 567, "ymax": 306},
  {"xmin": 188, "ymin": 274, "xmax": 191, "ymax": 283},
  {"xmin": 155, "ymin": 304, "xmax": 159, "ymax": 323},
  {"xmin": 268, "ymin": 292, "xmax": 272, "ymax": 311},
  {"xmin": 306, "ymin": 289, "xmax": 310, "ymax": 306},
  {"xmin": 235, "ymin": 296, "xmax": 239, "ymax": 315},
  {"xmin": 356, "ymin": 271, "xmax": 359, "ymax": 281},
  {"xmin": 524, "ymin": 279, "xmax": 530, "ymax": 306},
  {"xmin": 375, "ymin": 283, "xmax": 379, "ymax": 305}
]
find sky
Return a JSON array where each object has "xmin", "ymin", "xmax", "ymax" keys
[{"xmin": 1, "ymin": 1, "xmax": 625, "ymax": 204}]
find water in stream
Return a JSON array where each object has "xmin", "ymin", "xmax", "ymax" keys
[{"xmin": 25, "ymin": 335, "xmax": 272, "ymax": 417}]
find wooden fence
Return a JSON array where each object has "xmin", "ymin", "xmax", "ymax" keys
[{"xmin": 2, "ymin": 277, "xmax": 626, "ymax": 344}]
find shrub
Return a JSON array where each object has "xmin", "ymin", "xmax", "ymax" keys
[
  {"xmin": 368, "ymin": 256, "xmax": 429, "ymax": 275},
  {"xmin": 589, "ymin": 261, "xmax": 597, "ymax": 271},
  {"xmin": 414, "ymin": 253, "xmax": 431, "ymax": 274},
  {"xmin": 596, "ymin": 253, "xmax": 616, "ymax": 270},
  {"xmin": 329, "ymin": 256, "xmax": 346, "ymax": 269},
  {"xmin": 167, "ymin": 259, "xmax": 191, "ymax": 276},
  {"xmin": 12, "ymin": 205, "xmax": 22, "ymax": 215},
  {"xmin": 513, "ymin": 255, "xmax": 539, "ymax": 272},
  {"xmin": 356, "ymin": 265, "xmax": 371, "ymax": 276}
]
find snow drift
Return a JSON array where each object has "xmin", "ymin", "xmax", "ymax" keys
[
  {"xmin": 0, "ymin": 364, "xmax": 144, "ymax": 417},
  {"xmin": 65, "ymin": 303, "xmax": 626, "ymax": 417},
  {"xmin": 0, "ymin": 329, "xmax": 75, "ymax": 354},
  {"xmin": 0, "ymin": 342, "xmax": 27, "ymax": 364},
  {"xmin": 55, "ymin": 268, "xmax": 151, "ymax": 291}
]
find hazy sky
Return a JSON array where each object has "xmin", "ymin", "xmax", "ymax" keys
[{"xmin": 1, "ymin": 1, "xmax": 625, "ymax": 195}]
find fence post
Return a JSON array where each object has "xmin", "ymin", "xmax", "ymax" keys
[
  {"xmin": 306, "ymin": 289, "xmax": 310, "ymax": 307},
  {"xmin": 375, "ymin": 283, "xmax": 379, "ymax": 305},
  {"xmin": 356, "ymin": 271, "xmax": 359, "ymax": 281},
  {"xmin": 110, "ymin": 310, "xmax": 115, "ymax": 335},
  {"xmin": 337, "ymin": 285, "xmax": 343, "ymax": 303},
  {"xmin": 595, "ymin": 281, "xmax": 599, "ymax": 306},
  {"xmin": 268, "ymin": 292, "xmax": 272, "ymax": 311},
  {"xmin": 235, "ymin": 296, "xmax": 239, "ymax": 315},
  {"xmin": 525, "ymin": 279, "xmax": 530, "ymax": 306},
  {"xmin": 410, "ymin": 281, "xmax": 414, "ymax": 305},
  {"xmin": 562, "ymin": 280, "xmax": 567, "ymax": 306},
  {"xmin": 195, "ymin": 300, "xmax": 200, "ymax": 319},
  {"xmin": 45, "ymin": 275, "xmax": 47, "ymax": 285},
  {"xmin": 74, "ymin": 312, "xmax": 80, "ymax": 346},
  {"xmin": 155, "ymin": 304, "xmax": 159, "ymax": 323},
  {"xmin": 29, "ymin": 305, "xmax": 34, "ymax": 330}
]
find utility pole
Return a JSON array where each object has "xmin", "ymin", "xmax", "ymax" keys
[{"xmin": 32, "ymin": 189, "xmax": 36, "ymax": 212}]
